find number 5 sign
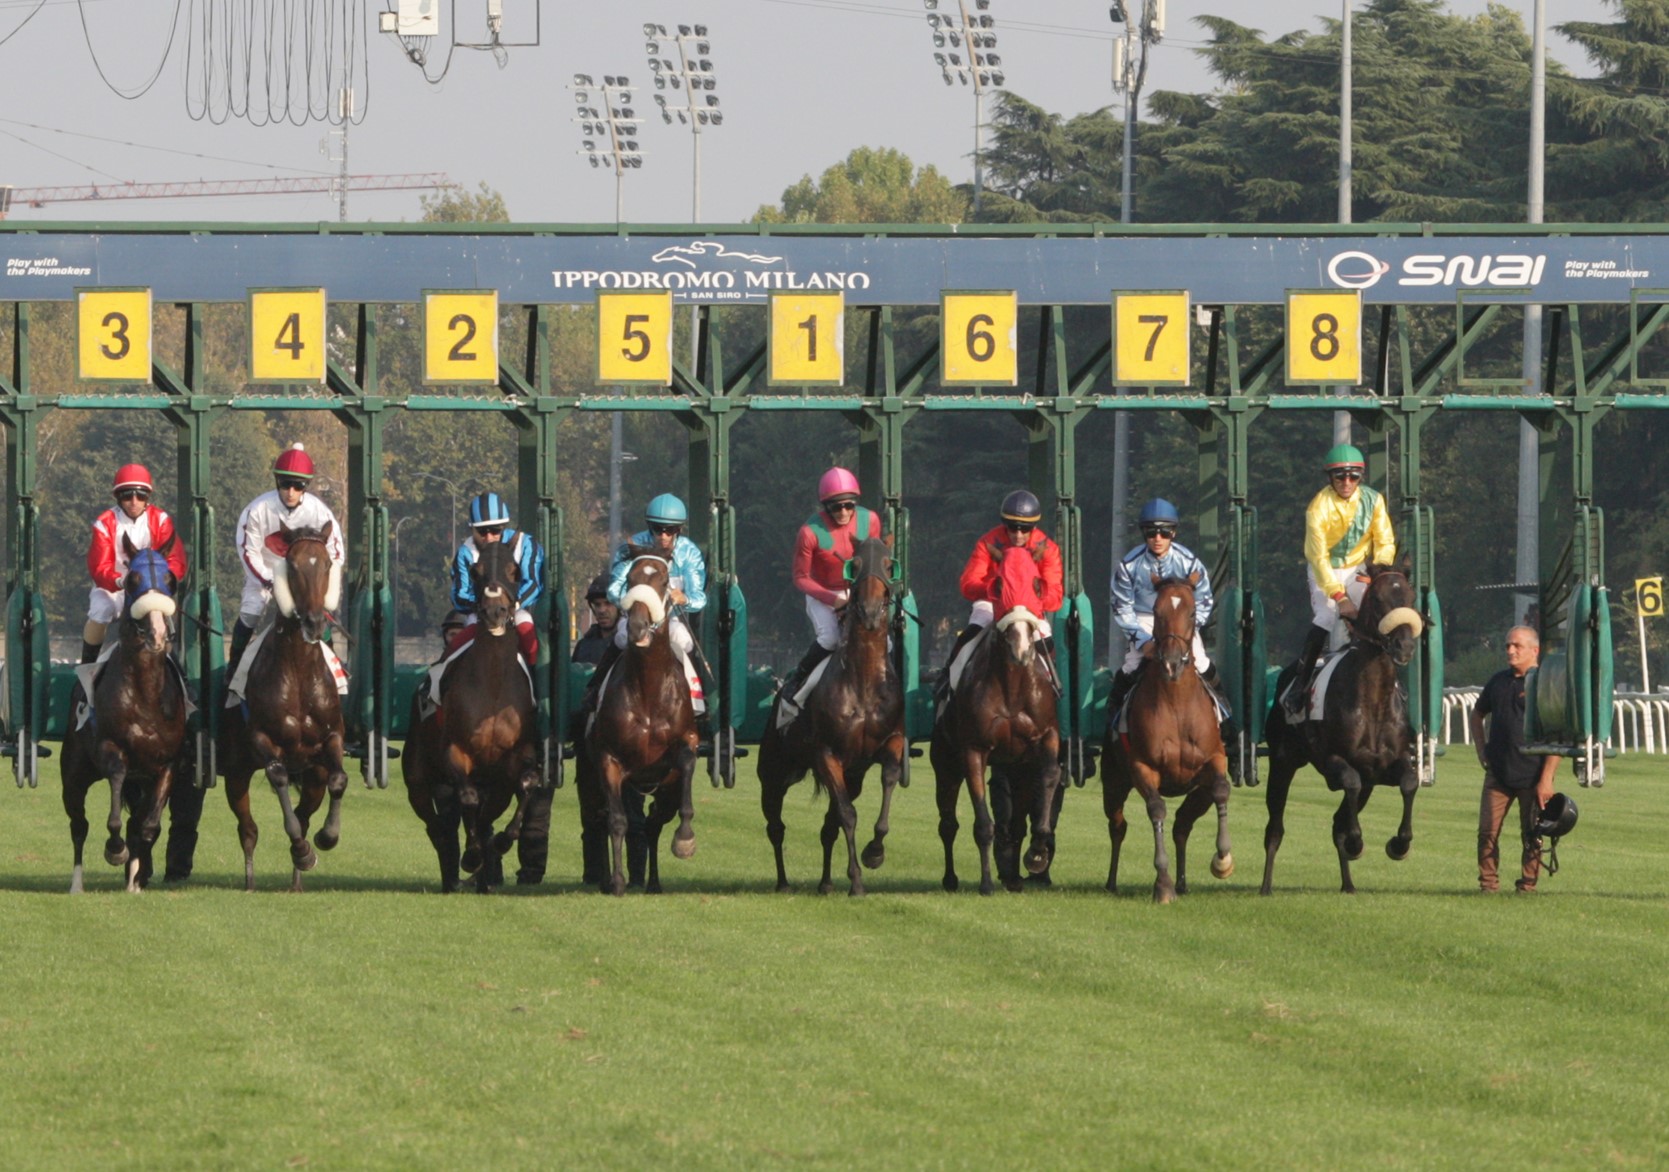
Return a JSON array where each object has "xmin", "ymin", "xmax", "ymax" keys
[
  {"xmin": 597, "ymin": 291, "xmax": 673, "ymax": 386},
  {"xmin": 940, "ymin": 291, "xmax": 1017, "ymax": 386},
  {"xmin": 1286, "ymin": 289, "xmax": 1362, "ymax": 385}
]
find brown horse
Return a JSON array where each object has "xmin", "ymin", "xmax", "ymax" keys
[
  {"xmin": 1101, "ymin": 574, "xmax": 1233, "ymax": 903},
  {"xmin": 61, "ymin": 544, "xmax": 188, "ymax": 893},
  {"xmin": 403, "ymin": 542, "xmax": 540, "ymax": 893},
  {"xmin": 220, "ymin": 521, "xmax": 349, "ymax": 892},
  {"xmin": 1261, "ymin": 561, "xmax": 1423, "ymax": 894},
  {"xmin": 758, "ymin": 535, "xmax": 906, "ymax": 895},
  {"xmin": 932, "ymin": 546, "xmax": 1062, "ymax": 894},
  {"xmin": 584, "ymin": 548, "xmax": 700, "ymax": 895}
]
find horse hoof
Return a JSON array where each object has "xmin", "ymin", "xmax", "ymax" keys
[
  {"xmin": 1105, "ymin": 881, "xmax": 1118, "ymax": 896},
  {"xmin": 646, "ymin": 881, "xmax": 663, "ymax": 895},
  {"xmin": 775, "ymin": 880, "xmax": 792, "ymax": 893},
  {"xmin": 461, "ymin": 847, "xmax": 483, "ymax": 873},
  {"xmin": 314, "ymin": 828, "xmax": 339, "ymax": 851},
  {"xmin": 1154, "ymin": 886, "xmax": 1177, "ymax": 905},
  {"xmin": 292, "ymin": 842, "xmax": 318, "ymax": 872},
  {"xmin": 860, "ymin": 843, "xmax": 885, "ymax": 869},
  {"xmin": 1386, "ymin": 836, "xmax": 1410, "ymax": 861},
  {"xmin": 104, "ymin": 845, "xmax": 130, "ymax": 867},
  {"xmin": 492, "ymin": 832, "xmax": 516, "ymax": 856},
  {"xmin": 1023, "ymin": 849, "xmax": 1049, "ymax": 875},
  {"xmin": 1212, "ymin": 852, "xmax": 1235, "ymax": 879},
  {"xmin": 1344, "ymin": 835, "xmax": 1364, "ymax": 861},
  {"xmin": 608, "ymin": 877, "xmax": 626, "ymax": 897},
  {"xmin": 818, "ymin": 880, "xmax": 835, "ymax": 895},
  {"xmin": 848, "ymin": 884, "xmax": 865, "ymax": 898},
  {"xmin": 978, "ymin": 880, "xmax": 994, "ymax": 896},
  {"xmin": 1003, "ymin": 878, "xmax": 1024, "ymax": 894},
  {"xmin": 671, "ymin": 833, "xmax": 696, "ymax": 861},
  {"xmin": 943, "ymin": 875, "xmax": 960, "ymax": 893}
]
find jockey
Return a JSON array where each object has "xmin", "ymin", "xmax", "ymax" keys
[
  {"xmin": 779, "ymin": 466, "xmax": 883, "ymax": 707},
  {"xmin": 446, "ymin": 490, "xmax": 547, "ymax": 665},
  {"xmin": 1286, "ymin": 442, "xmax": 1398, "ymax": 716},
  {"xmin": 83, "ymin": 463, "xmax": 189, "ymax": 664},
  {"xmin": 586, "ymin": 493, "xmax": 711, "ymax": 703},
  {"xmin": 228, "ymin": 443, "xmax": 346, "ymax": 680},
  {"xmin": 1106, "ymin": 498, "xmax": 1218, "ymax": 715},
  {"xmin": 938, "ymin": 489, "xmax": 1064, "ymax": 695}
]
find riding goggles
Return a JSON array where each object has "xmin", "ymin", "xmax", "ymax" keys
[
  {"xmin": 1141, "ymin": 524, "xmax": 1177, "ymax": 539},
  {"xmin": 277, "ymin": 477, "xmax": 308, "ymax": 492},
  {"xmin": 823, "ymin": 500, "xmax": 857, "ymax": 515},
  {"xmin": 650, "ymin": 523, "xmax": 682, "ymax": 536},
  {"xmin": 1329, "ymin": 468, "xmax": 1363, "ymax": 482},
  {"xmin": 1005, "ymin": 522, "xmax": 1034, "ymax": 534},
  {"xmin": 116, "ymin": 488, "xmax": 151, "ymax": 503}
]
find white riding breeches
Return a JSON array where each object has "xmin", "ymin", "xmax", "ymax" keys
[
  {"xmin": 805, "ymin": 596, "xmax": 841, "ymax": 650},
  {"xmin": 87, "ymin": 586, "xmax": 124, "ymax": 624},
  {"xmin": 968, "ymin": 599, "xmax": 1052, "ymax": 639},
  {"xmin": 1307, "ymin": 561, "xmax": 1370, "ymax": 649},
  {"xmin": 613, "ymin": 613, "xmax": 695, "ymax": 657}
]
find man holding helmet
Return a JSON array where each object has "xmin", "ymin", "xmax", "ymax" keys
[{"xmin": 1468, "ymin": 626, "xmax": 1564, "ymax": 893}]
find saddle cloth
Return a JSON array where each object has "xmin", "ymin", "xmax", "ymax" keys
[
  {"xmin": 593, "ymin": 647, "xmax": 706, "ymax": 718},
  {"xmin": 225, "ymin": 627, "xmax": 349, "ymax": 708},
  {"xmin": 421, "ymin": 640, "xmax": 536, "ymax": 722},
  {"xmin": 75, "ymin": 642, "xmax": 196, "ymax": 732},
  {"xmin": 774, "ymin": 656, "xmax": 834, "ymax": 731},
  {"xmin": 1109, "ymin": 667, "xmax": 1232, "ymax": 735},
  {"xmin": 1281, "ymin": 647, "xmax": 1351, "ymax": 723}
]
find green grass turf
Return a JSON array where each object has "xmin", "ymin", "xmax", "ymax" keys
[{"xmin": 0, "ymin": 750, "xmax": 1665, "ymax": 1170}]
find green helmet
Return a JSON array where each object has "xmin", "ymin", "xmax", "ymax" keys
[{"xmin": 1324, "ymin": 443, "xmax": 1365, "ymax": 469}]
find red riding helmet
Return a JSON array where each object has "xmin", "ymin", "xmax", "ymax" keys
[
  {"xmin": 273, "ymin": 443, "xmax": 315, "ymax": 480},
  {"xmin": 112, "ymin": 464, "xmax": 153, "ymax": 495}
]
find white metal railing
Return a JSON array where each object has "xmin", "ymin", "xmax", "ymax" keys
[{"xmin": 1441, "ymin": 686, "xmax": 1669, "ymax": 754}]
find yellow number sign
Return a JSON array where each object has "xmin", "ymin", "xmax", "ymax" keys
[
  {"xmin": 1286, "ymin": 290, "xmax": 1362, "ymax": 385},
  {"xmin": 941, "ymin": 291, "xmax": 1017, "ymax": 386},
  {"xmin": 424, "ymin": 290, "xmax": 499, "ymax": 384},
  {"xmin": 769, "ymin": 292, "xmax": 845, "ymax": 386},
  {"xmin": 597, "ymin": 292, "xmax": 673, "ymax": 386},
  {"xmin": 1112, "ymin": 291, "xmax": 1191, "ymax": 386},
  {"xmin": 77, "ymin": 288, "xmax": 152, "ymax": 384},
  {"xmin": 1639, "ymin": 576, "xmax": 1664, "ymax": 618},
  {"xmin": 249, "ymin": 288, "xmax": 327, "ymax": 384}
]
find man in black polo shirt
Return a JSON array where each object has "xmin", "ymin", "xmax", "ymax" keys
[{"xmin": 1468, "ymin": 626, "xmax": 1562, "ymax": 892}]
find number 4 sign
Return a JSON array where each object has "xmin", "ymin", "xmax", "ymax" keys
[{"xmin": 249, "ymin": 289, "xmax": 327, "ymax": 384}]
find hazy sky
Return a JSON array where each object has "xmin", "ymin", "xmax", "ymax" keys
[{"xmin": 0, "ymin": 1, "xmax": 1616, "ymax": 226}]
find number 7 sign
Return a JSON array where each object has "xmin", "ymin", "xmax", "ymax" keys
[{"xmin": 1112, "ymin": 291, "xmax": 1191, "ymax": 386}]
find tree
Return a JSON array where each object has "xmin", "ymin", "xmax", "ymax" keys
[
  {"xmin": 753, "ymin": 147, "xmax": 969, "ymax": 225},
  {"xmin": 419, "ymin": 182, "xmax": 511, "ymax": 224}
]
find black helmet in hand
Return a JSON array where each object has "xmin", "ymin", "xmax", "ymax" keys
[{"xmin": 1534, "ymin": 793, "xmax": 1578, "ymax": 839}]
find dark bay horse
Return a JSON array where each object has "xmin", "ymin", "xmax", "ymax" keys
[
  {"xmin": 61, "ymin": 544, "xmax": 188, "ymax": 893},
  {"xmin": 584, "ymin": 548, "xmax": 700, "ymax": 895},
  {"xmin": 404, "ymin": 542, "xmax": 540, "ymax": 893},
  {"xmin": 1101, "ymin": 573, "xmax": 1233, "ymax": 903},
  {"xmin": 220, "ymin": 521, "xmax": 349, "ymax": 892},
  {"xmin": 758, "ymin": 535, "xmax": 906, "ymax": 895},
  {"xmin": 932, "ymin": 546, "xmax": 1061, "ymax": 895},
  {"xmin": 1261, "ymin": 561, "xmax": 1424, "ymax": 894}
]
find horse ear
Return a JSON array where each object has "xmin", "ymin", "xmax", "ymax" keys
[
  {"xmin": 883, "ymin": 531, "xmax": 894, "ymax": 550},
  {"xmin": 318, "ymin": 519, "xmax": 333, "ymax": 543},
  {"xmin": 1188, "ymin": 569, "xmax": 1202, "ymax": 587},
  {"xmin": 1151, "ymin": 572, "xmax": 1163, "ymax": 587},
  {"xmin": 1397, "ymin": 552, "xmax": 1413, "ymax": 578},
  {"xmin": 990, "ymin": 545, "xmax": 1005, "ymax": 564},
  {"xmin": 278, "ymin": 519, "xmax": 293, "ymax": 540},
  {"xmin": 122, "ymin": 532, "xmax": 139, "ymax": 559}
]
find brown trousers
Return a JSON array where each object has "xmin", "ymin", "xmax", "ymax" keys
[{"xmin": 1478, "ymin": 773, "xmax": 1543, "ymax": 892}]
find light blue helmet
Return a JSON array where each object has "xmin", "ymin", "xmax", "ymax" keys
[
  {"xmin": 1138, "ymin": 498, "xmax": 1180, "ymax": 526},
  {"xmin": 469, "ymin": 491, "xmax": 511, "ymax": 529},
  {"xmin": 645, "ymin": 493, "xmax": 688, "ymax": 526}
]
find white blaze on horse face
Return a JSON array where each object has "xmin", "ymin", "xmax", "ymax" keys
[
  {"xmin": 146, "ymin": 608, "xmax": 169, "ymax": 648},
  {"xmin": 1170, "ymin": 596, "xmax": 1182, "ymax": 611}
]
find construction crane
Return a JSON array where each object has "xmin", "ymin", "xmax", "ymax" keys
[{"xmin": 0, "ymin": 173, "xmax": 452, "ymax": 219}]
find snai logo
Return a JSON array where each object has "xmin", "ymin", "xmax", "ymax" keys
[{"xmin": 1327, "ymin": 250, "xmax": 1547, "ymax": 290}]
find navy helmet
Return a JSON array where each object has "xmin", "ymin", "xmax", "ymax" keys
[
  {"xmin": 1000, "ymin": 490, "xmax": 1043, "ymax": 524},
  {"xmin": 1138, "ymin": 498, "xmax": 1181, "ymax": 528}
]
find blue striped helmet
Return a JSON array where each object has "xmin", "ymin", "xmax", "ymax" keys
[{"xmin": 469, "ymin": 491, "xmax": 511, "ymax": 529}]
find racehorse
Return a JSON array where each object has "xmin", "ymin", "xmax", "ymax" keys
[
  {"xmin": 61, "ymin": 543, "xmax": 188, "ymax": 893},
  {"xmin": 220, "ymin": 521, "xmax": 349, "ymax": 892},
  {"xmin": 584, "ymin": 547, "xmax": 700, "ymax": 895},
  {"xmin": 1101, "ymin": 573, "xmax": 1233, "ymax": 903},
  {"xmin": 403, "ymin": 542, "xmax": 541, "ymax": 893},
  {"xmin": 758, "ymin": 535, "xmax": 906, "ymax": 895},
  {"xmin": 1261, "ymin": 561, "xmax": 1424, "ymax": 894},
  {"xmin": 931, "ymin": 545, "xmax": 1062, "ymax": 894}
]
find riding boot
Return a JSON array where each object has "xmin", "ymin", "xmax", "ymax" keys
[
  {"xmin": 1283, "ymin": 625, "xmax": 1332, "ymax": 719},
  {"xmin": 935, "ymin": 624, "xmax": 984, "ymax": 701},
  {"xmin": 583, "ymin": 640, "xmax": 625, "ymax": 714},
  {"xmin": 1036, "ymin": 635, "xmax": 1062, "ymax": 696},
  {"xmin": 225, "ymin": 620, "xmax": 253, "ymax": 681},
  {"xmin": 1199, "ymin": 661, "xmax": 1232, "ymax": 717},
  {"xmin": 778, "ymin": 643, "xmax": 831, "ymax": 713},
  {"xmin": 79, "ymin": 640, "xmax": 103, "ymax": 665},
  {"xmin": 1107, "ymin": 667, "xmax": 1141, "ymax": 719}
]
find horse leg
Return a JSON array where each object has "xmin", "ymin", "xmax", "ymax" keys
[
  {"xmin": 812, "ymin": 749, "xmax": 863, "ymax": 896},
  {"xmin": 1209, "ymin": 757, "xmax": 1235, "ymax": 881},
  {"xmin": 963, "ymin": 748, "xmax": 995, "ymax": 896},
  {"xmin": 1259, "ymin": 749, "xmax": 1300, "ymax": 896},
  {"xmin": 990, "ymin": 771, "xmax": 1022, "ymax": 892},
  {"xmin": 817, "ymin": 801, "xmax": 841, "ymax": 895},
  {"xmin": 1386, "ymin": 758, "xmax": 1418, "ymax": 861},
  {"xmin": 288, "ymin": 774, "xmax": 326, "ymax": 892},
  {"xmin": 669, "ymin": 741, "xmax": 698, "ymax": 861},
  {"xmin": 430, "ymin": 786, "xmax": 463, "ymax": 894},
  {"xmin": 64, "ymin": 764, "xmax": 92, "ymax": 895},
  {"xmin": 1322, "ymin": 757, "xmax": 1365, "ymax": 894},
  {"xmin": 448, "ymin": 746, "xmax": 485, "ymax": 876},
  {"xmin": 314, "ymin": 740, "xmax": 350, "ymax": 852},
  {"xmin": 761, "ymin": 766, "xmax": 792, "ymax": 892},
  {"xmin": 1102, "ymin": 743, "xmax": 1131, "ymax": 894},
  {"xmin": 861, "ymin": 734, "xmax": 906, "ymax": 871},
  {"xmin": 933, "ymin": 737, "xmax": 962, "ymax": 893},
  {"xmin": 1023, "ymin": 746, "xmax": 1063, "ymax": 878},
  {"xmin": 1171, "ymin": 787, "xmax": 1213, "ymax": 896},
  {"xmin": 100, "ymin": 751, "xmax": 131, "ymax": 868},
  {"xmin": 1131, "ymin": 762, "xmax": 1175, "ymax": 904},
  {"xmin": 128, "ymin": 769, "xmax": 176, "ymax": 894},
  {"xmin": 224, "ymin": 770, "xmax": 260, "ymax": 892},
  {"xmin": 599, "ymin": 755, "xmax": 628, "ymax": 896}
]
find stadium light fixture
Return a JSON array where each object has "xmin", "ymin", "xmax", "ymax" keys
[
  {"xmin": 569, "ymin": 71, "xmax": 643, "ymax": 222},
  {"xmin": 642, "ymin": 21, "xmax": 722, "ymax": 222},
  {"xmin": 921, "ymin": 0, "xmax": 1005, "ymax": 213}
]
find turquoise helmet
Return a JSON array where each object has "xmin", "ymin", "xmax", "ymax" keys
[{"xmin": 645, "ymin": 493, "xmax": 688, "ymax": 526}]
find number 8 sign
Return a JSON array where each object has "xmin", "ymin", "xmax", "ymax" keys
[
  {"xmin": 941, "ymin": 291, "xmax": 1018, "ymax": 386},
  {"xmin": 1286, "ymin": 289, "xmax": 1362, "ymax": 385}
]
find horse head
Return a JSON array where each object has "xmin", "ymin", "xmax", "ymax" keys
[
  {"xmin": 991, "ymin": 544, "xmax": 1047, "ymax": 667},
  {"xmin": 470, "ymin": 541, "xmax": 521, "ymax": 636},
  {"xmin": 1356, "ymin": 560, "xmax": 1423, "ymax": 667},
  {"xmin": 1150, "ymin": 571, "xmax": 1201, "ymax": 682},
  {"xmin": 269, "ymin": 520, "xmax": 338, "ymax": 644},
  {"xmin": 621, "ymin": 545, "xmax": 672, "ymax": 648},
  {"xmin": 843, "ymin": 534, "xmax": 899, "ymax": 633},
  {"xmin": 121, "ymin": 538, "xmax": 178, "ymax": 655}
]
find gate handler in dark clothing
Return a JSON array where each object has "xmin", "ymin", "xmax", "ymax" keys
[
  {"xmin": 572, "ymin": 574, "xmax": 620, "ymax": 666},
  {"xmin": 1468, "ymin": 626, "xmax": 1562, "ymax": 892}
]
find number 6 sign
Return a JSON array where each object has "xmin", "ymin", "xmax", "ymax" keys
[{"xmin": 941, "ymin": 291, "xmax": 1018, "ymax": 386}]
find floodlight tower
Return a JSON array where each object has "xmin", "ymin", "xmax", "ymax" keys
[
  {"xmin": 922, "ymin": 0, "xmax": 1006, "ymax": 215},
  {"xmin": 570, "ymin": 73, "xmax": 644, "ymax": 223},
  {"xmin": 644, "ymin": 23, "xmax": 722, "ymax": 223}
]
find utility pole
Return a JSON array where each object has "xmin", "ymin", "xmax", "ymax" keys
[
  {"xmin": 1334, "ymin": 3, "xmax": 1353, "ymax": 447},
  {"xmin": 1518, "ymin": 0, "xmax": 1547, "ymax": 625}
]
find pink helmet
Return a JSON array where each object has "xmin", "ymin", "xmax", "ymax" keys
[
  {"xmin": 817, "ymin": 466, "xmax": 860, "ymax": 503},
  {"xmin": 112, "ymin": 464, "xmax": 153, "ymax": 494},
  {"xmin": 273, "ymin": 443, "xmax": 315, "ymax": 480}
]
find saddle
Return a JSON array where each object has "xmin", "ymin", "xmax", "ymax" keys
[
  {"xmin": 421, "ymin": 642, "xmax": 536, "ymax": 722},
  {"xmin": 74, "ymin": 644, "xmax": 195, "ymax": 732},
  {"xmin": 774, "ymin": 656, "xmax": 835, "ymax": 731},
  {"xmin": 225, "ymin": 625, "xmax": 349, "ymax": 708},
  {"xmin": 1281, "ymin": 647, "xmax": 1351, "ymax": 723}
]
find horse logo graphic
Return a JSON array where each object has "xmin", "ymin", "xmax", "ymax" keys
[{"xmin": 651, "ymin": 241, "xmax": 784, "ymax": 268}]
